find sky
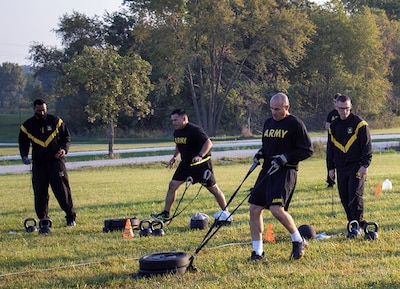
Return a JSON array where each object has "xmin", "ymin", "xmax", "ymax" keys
[
  {"xmin": 0, "ymin": 0, "xmax": 326, "ymax": 66},
  {"xmin": 0, "ymin": 0, "xmax": 124, "ymax": 66}
]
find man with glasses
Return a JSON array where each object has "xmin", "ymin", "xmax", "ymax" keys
[{"xmin": 327, "ymin": 94, "xmax": 372, "ymax": 238}]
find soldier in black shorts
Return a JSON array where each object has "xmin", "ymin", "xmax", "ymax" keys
[
  {"xmin": 151, "ymin": 109, "xmax": 228, "ymax": 222},
  {"xmin": 249, "ymin": 93, "xmax": 313, "ymax": 262}
]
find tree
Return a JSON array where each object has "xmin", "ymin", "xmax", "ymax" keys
[
  {"xmin": 29, "ymin": 12, "xmax": 110, "ymax": 132},
  {"xmin": 124, "ymin": 0, "xmax": 315, "ymax": 136},
  {"xmin": 0, "ymin": 63, "xmax": 27, "ymax": 112},
  {"xmin": 289, "ymin": 1, "xmax": 391, "ymax": 128},
  {"xmin": 62, "ymin": 46, "xmax": 153, "ymax": 157},
  {"xmin": 341, "ymin": 0, "xmax": 400, "ymax": 20}
]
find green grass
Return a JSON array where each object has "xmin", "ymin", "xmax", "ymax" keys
[{"xmin": 0, "ymin": 152, "xmax": 399, "ymax": 288}]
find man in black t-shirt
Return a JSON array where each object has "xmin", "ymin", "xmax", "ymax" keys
[
  {"xmin": 249, "ymin": 93, "xmax": 313, "ymax": 262},
  {"xmin": 151, "ymin": 109, "xmax": 228, "ymax": 222}
]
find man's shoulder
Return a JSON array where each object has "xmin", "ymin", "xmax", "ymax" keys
[{"xmin": 287, "ymin": 114, "xmax": 307, "ymax": 126}]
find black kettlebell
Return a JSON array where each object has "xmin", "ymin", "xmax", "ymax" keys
[
  {"xmin": 24, "ymin": 218, "xmax": 37, "ymax": 233},
  {"xmin": 38, "ymin": 218, "xmax": 52, "ymax": 234},
  {"xmin": 151, "ymin": 220, "xmax": 165, "ymax": 236},
  {"xmin": 364, "ymin": 222, "xmax": 379, "ymax": 240},
  {"xmin": 139, "ymin": 219, "xmax": 153, "ymax": 237},
  {"xmin": 347, "ymin": 220, "xmax": 359, "ymax": 232}
]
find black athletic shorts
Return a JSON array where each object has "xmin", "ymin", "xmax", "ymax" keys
[
  {"xmin": 248, "ymin": 167, "xmax": 297, "ymax": 211},
  {"xmin": 172, "ymin": 160, "xmax": 216, "ymax": 187}
]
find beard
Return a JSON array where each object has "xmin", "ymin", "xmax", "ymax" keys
[{"xmin": 35, "ymin": 112, "xmax": 46, "ymax": 119}]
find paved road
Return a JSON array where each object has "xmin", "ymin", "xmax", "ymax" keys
[{"xmin": 1, "ymin": 134, "xmax": 398, "ymax": 175}]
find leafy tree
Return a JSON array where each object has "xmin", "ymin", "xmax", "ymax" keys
[
  {"xmin": 341, "ymin": 0, "xmax": 400, "ymax": 20},
  {"xmin": 0, "ymin": 63, "xmax": 27, "ymax": 112},
  {"xmin": 29, "ymin": 12, "xmax": 109, "ymax": 132},
  {"xmin": 55, "ymin": 11, "xmax": 105, "ymax": 57},
  {"xmin": 123, "ymin": 0, "xmax": 315, "ymax": 136},
  {"xmin": 62, "ymin": 46, "xmax": 153, "ymax": 156},
  {"xmin": 290, "ymin": 1, "xmax": 391, "ymax": 128}
]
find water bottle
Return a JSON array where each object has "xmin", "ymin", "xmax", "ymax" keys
[{"xmin": 382, "ymin": 179, "xmax": 392, "ymax": 190}]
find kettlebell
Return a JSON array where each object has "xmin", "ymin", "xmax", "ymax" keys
[
  {"xmin": 139, "ymin": 219, "xmax": 153, "ymax": 237},
  {"xmin": 151, "ymin": 220, "xmax": 165, "ymax": 236},
  {"xmin": 346, "ymin": 220, "xmax": 361, "ymax": 238},
  {"xmin": 38, "ymin": 218, "xmax": 52, "ymax": 234},
  {"xmin": 364, "ymin": 222, "xmax": 379, "ymax": 240},
  {"xmin": 24, "ymin": 218, "xmax": 37, "ymax": 233}
]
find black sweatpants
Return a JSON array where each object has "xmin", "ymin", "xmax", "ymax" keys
[
  {"xmin": 31, "ymin": 159, "xmax": 76, "ymax": 220},
  {"xmin": 336, "ymin": 163, "xmax": 365, "ymax": 225}
]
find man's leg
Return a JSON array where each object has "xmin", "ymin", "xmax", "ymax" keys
[
  {"xmin": 206, "ymin": 184, "xmax": 227, "ymax": 210},
  {"xmin": 32, "ymin": 165, "xmax": 50, "ymax": 219},
  {"xmin": 163, "ymin": 179, "xmax": 184, "ymax": 212}
]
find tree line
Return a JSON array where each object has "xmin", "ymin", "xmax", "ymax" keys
[{"xmin": 1, "ymin": 0, "xmax": 399, "ymax": 150}]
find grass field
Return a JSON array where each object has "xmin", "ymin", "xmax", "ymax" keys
[{"xmin": 0, "ymin": 151, "xmax": 399, "ymax": 288}]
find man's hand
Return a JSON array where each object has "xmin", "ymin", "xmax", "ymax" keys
[
  {"xmin": 253, "ymin": 150, "xmax": 263, "ymax": 163},
  {"xmin": 22, "ymin": 157, "xmax": 30, "ymax": 165},
  {"xmin": 271, "ymin": 154, "xmax": 288, "ymax": 168},
  {"xmin": 55, "ymin": 149, "xmax": 66, "ymax": 159},
  {"xmin": 167, "ymin": 157, "xmax": 176, "ymax": 169},
  {"xmin": 357, "ymin": 166, "xmax": 368, "ymax": 179},
  {"xmin": 328, "ymin": 169, "xmax": 336, "ymax": 182}
]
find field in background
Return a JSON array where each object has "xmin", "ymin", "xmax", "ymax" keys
[{"xmin": 0, "ymin": 152, "xmax": 399, "ymax": 288}]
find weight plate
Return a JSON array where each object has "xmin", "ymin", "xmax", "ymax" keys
[
  {"xmin": 103, "ymin": 217, "xmax": 139, "ymax": 232},
  {"xmin": 137, "ymin": 266, "xmax": 187, "ymax": 277},
  {"xmin": 139, "ymin": 252, "xmax": 189, "ymax": 270}
]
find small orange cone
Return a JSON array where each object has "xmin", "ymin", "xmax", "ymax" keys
[
  {"xmin": 264, "ymin": 222, "xmax": 276, "ymax": 243},
  {"xmin": 123, "ymin": 218, "xmax": 134, "ymax": 238},
  {"xmin": 375, "ymin": 183, "xmax": 382, "ymax": 195}
]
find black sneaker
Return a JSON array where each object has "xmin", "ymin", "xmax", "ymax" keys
[
  {"xmin": 290, "ymin": 238, "xmax": 308, "ymax": 260},
  {"xmin": 150, "ymin": 212, "xmax": 171, "ymax": 223},
  {"xmin": 249, "ymin": 251, "xmax": 267, "ymax": 262},
  {"xmin": 66, "ymin": 216, "xmax": 76, "ymax": 227}
]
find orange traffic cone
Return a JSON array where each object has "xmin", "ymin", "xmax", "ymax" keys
[
  {"xmin": 264, "ymin": 222, "xmax": 276, "ymax": 243},
  {"xmin": 123, "ymin": 218, "xmax": 134, "ymax": 238},
  {"xmin": 375, "ymin": 183, "xmax": 382, "ymax": 195}
]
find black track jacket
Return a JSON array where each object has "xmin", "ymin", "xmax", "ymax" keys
[
  {"xmin": 327, "ymin": 113, "xmax": 372, "ymax": 169},
  {"xmin": 19, "ymin": 114, "xmax": 71, "ymax": 164}
]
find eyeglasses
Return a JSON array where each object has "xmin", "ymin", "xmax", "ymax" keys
[{"xmin": 337, "ymin": 107, "xmax": 351, "ymax": 111}]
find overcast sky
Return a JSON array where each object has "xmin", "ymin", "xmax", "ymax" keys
[
  {"xmin": 0, "ymin": 0, "xmax": 326, "ymax": 66},
  {"xmin": 0, "ymin": 0, "xmax": 123, "ymax": 65}
]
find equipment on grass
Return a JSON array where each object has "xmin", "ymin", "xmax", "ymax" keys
[
  {"xmin": 38, "ymin": 218, "xmax": 52, "ymax": 234},
  {"xmin": 24, "ymin": 217, "xmax": 37, "ymax": 233},
  {"xmin": 103, "ymin": 217, "xmax": 139, "ymax": 233},
  {"xmin": 364, "ymin": 222, "xmax": 379, "ymax": 240},
  {"xmin": 346, "ymin": 220, "xmax": 361, "ymax": 238},
  {"xmin": 123, "ymin": 219, "xmax": 135, "ymax": 238},
  {"xmin": 190, "ymin": 212, "xmax": 209, "ymax": 230},
  {"xmin": 298, "ymin": 224, "xmax": 316, "ymax": 240},
  {"xmin": 134, "ymin": 160, "xmax": 260, "ymax": 277},
  {"xmin": 151, "ymin": 220, "xmax": 165, "ymax": 236},
  {"xmin": 137, "ymin": 252, "xmax": 189, "ymax": 277},
  {"xmin": 213, "ymin": 210, "xmax": 232, "ymax": 226},
  {"xmin": 139, "ymin": 219, "xmax": 153, "ymax": 237}
]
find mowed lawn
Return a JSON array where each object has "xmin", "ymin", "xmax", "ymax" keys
[{"xmin": 0, "ymin": 152, "xmax": 399, "ymax": 288}]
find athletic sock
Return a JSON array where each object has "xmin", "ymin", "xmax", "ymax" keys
[
  {"xmin": 290, "ymin": 230, "xmax": 303, "ymax": 243},
  {"xmin": 252, "ymin": 240, "xmax": 263, "ymax": 256}
]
